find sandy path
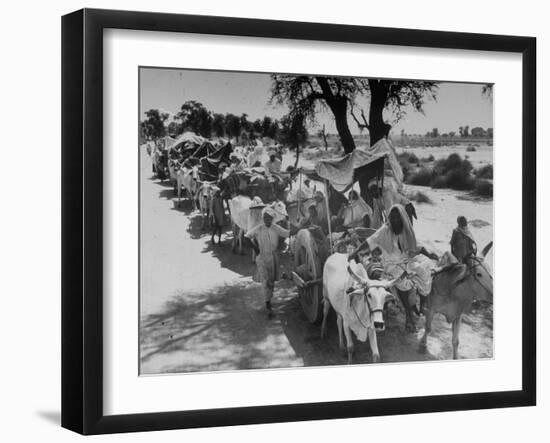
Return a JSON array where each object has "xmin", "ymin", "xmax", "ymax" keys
[{"xmin": 139, "ymin": 147, "xmax": 493, "ymax": 375}]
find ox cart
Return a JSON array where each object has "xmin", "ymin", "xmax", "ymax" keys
[{"xmin": 290, "ymin": 145, "xmax": 393, "ymax": 323}]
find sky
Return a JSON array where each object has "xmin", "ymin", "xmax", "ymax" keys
[{"xmin": 139, "ymin": 67, "xmax": 493, "ymax": 136}]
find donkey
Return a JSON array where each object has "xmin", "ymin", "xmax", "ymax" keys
[{"xmin": 420, "ymin": 242, "xmax": 493, "ymax": 359}]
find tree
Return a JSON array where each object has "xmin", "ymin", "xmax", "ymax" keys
[
  {"xmin": 279, "ymin": 112, "xmax": 308, "ymax": 168},
  {"xmin": 271, "ymin": 75, "xmax": 362, "ymax": 154},
  {"xmin": 142, "ymin": 109, "xmax": 169, "ymax": 140},
  {"xmin": 177, "ymin": 101, "xmax": 212, "ymax": 137},
  {"xmin": 267, "ymin": 120, "xmax": 280, "ymax": 140},
  {"xmin": 224, "ymin": 113, "xmax": 241, "ymax": 143},
  {"xmin": 239, "ymin": 113, "xmax": 251, "ymax": 135},
  {"xmin": 482, "ymin": 83, "xmax": 493, "ymax": 100},
  {"xmin": 271, "ymin": 75, "xmax": 438, "ymax": 155},
  {"xmin": 167, "ymin": 121, "xmax": 180, "ymax": 137},
  {"xmin": 261, "ymin": 116, "xmax": 273, "ymax": 138},
  {"xmin": 431, "ymin": 127, "xmax": 439, "ymax": 138},
  {"xmin": 459, "ymin": 126, "xmax": 471, "ymax": 137},
  {"xmin": 211, "ymin": 113, "xmax": 226, "ymax": 138},
  {"xmin": 252, "ymin": 119, "xmax": 263, "ymax": 137},
  {"xmin": 449, "ymin": 131, "xmax": 456, "ymax": 138},
  {"xmin": 471, "ymin": 127, "xmax": 486, "ymax": 138},
  {"xmin": 317, "ymin": 124, "xmax": 329, "ymax": 151},
  {"xmin": 487, "ymin": 127, "xmax": 493, "ymax": 138},
  {"xmin": 351, "ymin": 80, "xmax": 439, "ymax": 148}
]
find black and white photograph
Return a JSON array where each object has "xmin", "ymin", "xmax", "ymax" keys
[{"xmin": 139, "ymin": 68, "xmax": 494, "ymax": 374}]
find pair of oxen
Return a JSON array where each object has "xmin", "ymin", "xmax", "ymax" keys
[{"xmin": 322, "ymin": 242, "xmax": 493, "ymax": 364}]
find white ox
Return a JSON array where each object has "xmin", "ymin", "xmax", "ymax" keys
[
  {"xmin": 228, "ymin": 195, "xmax": 287, "ymax": 256},
  {"xmin": 176, "ymin": 165, "xmax": 200, "ymax": 210},
  {"xmin": 321, "ymin": 253, "xmax": 401, "ymax": 364},
  {"xmin": 196, "ymin": 182, "xmax": 219, "ymax": 230},
  {"xmin": 167, "ymin": 159, "xmax": 180, "ymax": 191}
]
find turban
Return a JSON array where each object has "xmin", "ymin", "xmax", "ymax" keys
[{"xmin": 262, "ymin": 206, "xmax": 277, "ymax": 219}]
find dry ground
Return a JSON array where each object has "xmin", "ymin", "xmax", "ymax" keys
[{"xmin": 139, "ymin": 147, "xmax": 493, "ymax": 375}]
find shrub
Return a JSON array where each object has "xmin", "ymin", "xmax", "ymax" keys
[
  {"xmin": 474, "ymin": 179, "xmax": 493, "ymax": 197},
  {"xmin": 466, "ymin": 145, "xmax": 477, "ymax": 152},
  {"xmin": 431, "ymin": 175, "xmax": 448, "ymax": 188},
  {"xmin": 407, "ymin": 168, "xmax": 432, "ymax": 186},
  {"xmin": 445, "ymin": 168, "xmax": 475, "ymax": 190},
  {"xmin": 403, "ymin": 153, "xmax": 479, "ymax": 192},
  {"xmin": 407, "ymin": 152, "xmax": 419, "ymax": 163},
  {"xmin": 434, "ymin": 153, "xmax": 469, "ymax": 173},
  {"xmin": 409, "ymin": 191, "xmax": 432, "ymax": 204},
  {"xmin": 475, "ymin": 164, "xmax": 493, "ymax": 179},
  {"xmin": 421, "ymin": 154, "xmax": 435, "ymax": 162},
  {"xmin": 397, "ymin": 151, "xmax": 419, "ymax": 165}
]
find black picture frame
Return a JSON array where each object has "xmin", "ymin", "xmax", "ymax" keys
[{"xmin": 62, "ymin": 8, "xmax": 536, "ymax": 435}]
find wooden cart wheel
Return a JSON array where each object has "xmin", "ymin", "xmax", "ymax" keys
[{"xmin": 294, "ymin": 229, "xmax": 323, "ymax": 324}]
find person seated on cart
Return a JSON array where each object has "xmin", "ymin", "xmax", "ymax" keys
[
  {"xmin": 333, "ymin": 190, "xmax": 373, "ymax": 231},
  {"xmin": 264, "ymin": 149, "xmax": 282, "ymax": 179},
  {"xmin": 348, "ymin": 204, "xmax": 438, "ymax": 331},
  {"xmin": 228, "ymin": 153, "xmax": 246, "ymax": 174}
]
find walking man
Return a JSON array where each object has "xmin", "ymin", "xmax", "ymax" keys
[{"xmin": 245, "ymin": 207, "xmax": 289, "ymax": 318}]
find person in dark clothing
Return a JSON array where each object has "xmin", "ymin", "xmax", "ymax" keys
[{"xmin": 450, "ymin": 216, "xmax": 477, "ymax": 263}]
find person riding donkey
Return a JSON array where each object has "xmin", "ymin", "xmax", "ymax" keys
[
  {"xmin": 450, "ymin": 216, "xmax": 477, "ymax": 263},
  {"xmin": 245, "ymin": 207, "xmax": 290, "ymax": 318}
]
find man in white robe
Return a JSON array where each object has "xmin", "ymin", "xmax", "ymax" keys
[{"xmin": 245, "ymin": 207, "xmax": 290, "ymax": 317}]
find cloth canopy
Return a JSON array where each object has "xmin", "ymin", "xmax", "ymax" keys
[
  {"xmin": 171, "ymin": 131, "xmax": 207, "ymax": 151},
  {"xmin": 314, "ymin": 138, "xmax": 403, "ymax": 192}
]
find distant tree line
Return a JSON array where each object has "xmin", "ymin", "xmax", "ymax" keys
[
  {"xmin": 140, "ymin": 100, "xmax": 308, "ymax": 149},
  {"xmin": 401, "ymin": 125, "xmax": 493, "ymax": 139}
]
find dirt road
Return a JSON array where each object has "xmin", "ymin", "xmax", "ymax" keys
[{"xmin": 139, "ymin": 147, "xmax": 493, "ymax": 375}]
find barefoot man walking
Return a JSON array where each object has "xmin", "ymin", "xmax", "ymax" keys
[{"xmin": 245, "ymin": 207, "xmax": 289, "ymax": 318}]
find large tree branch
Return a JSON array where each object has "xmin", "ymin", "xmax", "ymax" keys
[
  {"xmin": 315, "ymin": 76, "xmax": 336, "ymax": 104},
  {"xmin": 349, "ymin": 103, "xmax": 369, "ymax": 130}
]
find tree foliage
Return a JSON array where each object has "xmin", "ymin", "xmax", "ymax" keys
[
  {"xmin": 482, "ymin": 83, "xmax": 493, "ymax": 100},
  {"xmin": 271, "ymin": 75, "xmax": 438, "ymax": 154},
  {"xmin": 279, "ymin": 112, "xmax": 308, "ymax": 149},
  {"xmin": 211, "ymin": 113, "xmax": 226, "ymax": 138},
  {"xmin": 224, "ymin": 113, "xmax": 241, "ymax": 142},
  {"xmin": 177, "ymin": 101, "xmax": 213, "ymax": 137},
  {"xmin": 142, "ymin": 109, "xmax": 169, "ymax": 140},
  {"xmin": 271, "ymin": 75, "xmax": 362, "ymax": 154}
]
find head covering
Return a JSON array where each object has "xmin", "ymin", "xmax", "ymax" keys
[
  {"xmin": 250, "ymin": 196, "xmax": 266, "ymax": 209},
  {"xmin": 368, "ymin": 204, "xmax": 417, "ymax": 256},
  {"xmin": 389, "ymin": 204, "xmax": 417, "ymax": 253},
  {"xmin": 262, "ymin": 206, "xmax": 277, "ymax": 219}
]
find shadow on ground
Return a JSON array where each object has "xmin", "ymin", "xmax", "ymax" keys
[
  {"xmin": 140, "ymin": 281, "xmax": 303, "ymax": 373},
  {"xmin": 140, "ymin": 277, "xmax": 492, "ymax": 374}
]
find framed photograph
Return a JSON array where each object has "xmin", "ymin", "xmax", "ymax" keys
[{"xmin": 62, "ymin": 8, "xmax": 536, "ymax": 435}]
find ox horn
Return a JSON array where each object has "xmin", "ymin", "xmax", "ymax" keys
[
  {"xmin": 481, "ymin": 241, "xmax": 493, "ymax": 258},
  {"xmin": 347, "ymin": 264, "xmax": 370, "ymax": 287}
]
